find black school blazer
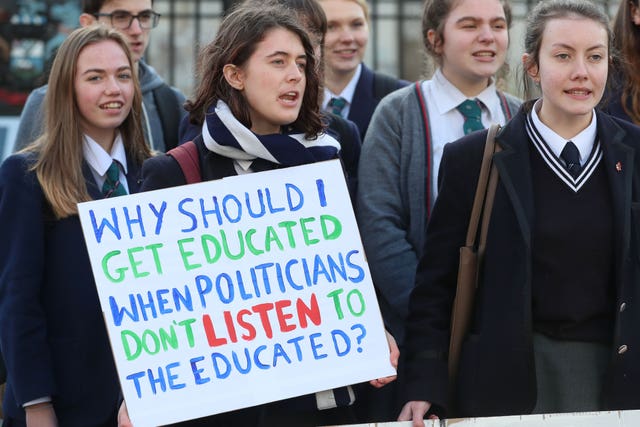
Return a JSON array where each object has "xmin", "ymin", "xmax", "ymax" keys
[{"xmin": 403, "ymin": 105, "xmax": 640, "ymax": 417}]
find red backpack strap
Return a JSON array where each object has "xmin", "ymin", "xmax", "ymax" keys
[
  {"xmin": 414, "ymin": 81, "xmax": 433, "ymax": 220},
  {"xmin": 497, "ymin": 91, "xmax": 513, "ymax": 120},
  {"xmin": 166, "ymin": 140, "xmax": 201, "ymax": 184}
]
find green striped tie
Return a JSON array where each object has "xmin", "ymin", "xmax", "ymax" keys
[{"xmin": 102, "ymin": 160, "xmax": 127, "ymax": 198}]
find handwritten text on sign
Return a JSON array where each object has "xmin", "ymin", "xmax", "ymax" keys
[{"xmin": 78, "ymin": 159, "xmax": 393, "ymax": 426}]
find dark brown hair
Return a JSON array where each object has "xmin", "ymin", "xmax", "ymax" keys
[
  {"xmin": 612, "ymin": 0, "xmax": 640, "ymax": 123},
  {"xmin": 186, "ymin": 3, "xmax": 323, "ymax": 138}
]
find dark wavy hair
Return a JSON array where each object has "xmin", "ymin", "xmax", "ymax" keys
[
  {"xmin": 612, "ymin": 0, "xmax": 640, "ymax": 123},
  {"xmin": 185, "ymin": 3, "xmax": 323, "ymax": 138}
]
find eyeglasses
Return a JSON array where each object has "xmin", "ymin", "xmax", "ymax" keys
[{"xmin": 94, "ymin": 10, "xmax": 161, "ymax": 30}]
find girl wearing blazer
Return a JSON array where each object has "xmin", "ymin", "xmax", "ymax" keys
[
  {"xmin": 117, "ymin": 4, "xmax": 397, "ymax": 426},
  {"xmin": 0, "ymin": 26, "xmax": 150, "ymax": 427},
  {"xmin": 400, "ymin": 0, "xmax": 640, "ymax": 424},
  {"xmin": 318, "ymin": 0, "xmax": 407, "ymax": 139}
]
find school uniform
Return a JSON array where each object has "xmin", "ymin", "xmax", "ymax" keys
[
  {"xmin": 0, "ymin": 142, "xmax": 142, "ymax": 426},
  {"xmin": 323, "ymin": 63, "xmax": 408, "ymax": 139},
  {"xmin": 357, "ymin": 75, "xmax": 521, "ymax": 347},
  {"xmin": 177, "ymin": 112, "xmax": 362, "ymax": 202},
  {"xmin": 403, "ymin": 103, "xmax": 640, "ymax": 417},
  {"xmin": 141, "ymin": 100, "xmax": 365, "ymax": 426}
]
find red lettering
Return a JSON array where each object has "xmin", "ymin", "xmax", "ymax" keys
[
  {"xmin": 252, "ymin": 303, "xmax": 275, "ymax": 338},
  {"xmin": 275, "ymin": 300, "xmax": 295, "ymax": 332},
  {"xmin": 223, "ymin": 310, "xmax": 237, "ymax": 343},
  {"xmin": 297, "ymin": 293, "xmax": 321, "ymax": 328},
  {"xmin": 202, "ymin": 314, "xmax": 227, "ymax": 347},
  {"xmin": 237, "ymin": 309, "xmax": 256, "ymax": 341},
  {"xmin": 204, "ymin": 295, "xmax": 322, "ymax": 345}
]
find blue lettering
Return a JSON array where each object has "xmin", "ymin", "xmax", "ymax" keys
[
  {"xmin": 286, "ymin": 183, "xmax": 304, "ymax": 211},
  {"xmin": 212, "ymin": 353, "xmax": 231, "ymax": 378},
  {"xmin": 200, "ymin": 196, "xmax": 223, "ymax": 227},
  {"xmin": 148, "ymin": 201, "xmax": 167, "ymax": 235},
  {"xmin": 89, "ymin": 207, "xmax": 121, "ymax": 243},
  {"xmin": 178, "ymin": 198, "xmax": 198, "ymax": 232},
  {"xmin": 346, "ymin": 250, "xmax": 365, "ymax": 283},
  {"xmin": 316, "ymin": 179, "xmax": 327, "ymax": 207},
  {"xmin": 123, "ymin": 205, "xmax": 145, "ymax": 239},
  {"xmin": 126, "ymin": 371, "xmax": 145, "ymax": 398},
  {"xmin": 222, "ymin": 194, "xmax": 242, "ymax": 223},
  {"xmin": 190, "ymin": 356, "xmax": 210, "ymax": 385},
  {"xmin": 331, "ymin": 329, "xmax": 351, "ymax": 356},
  {"xmin": 310, "ymin": 332, "xmax": 327, "ymax": 360},
  {"xmin": 166, "ymin": 362, "xmax": 186, "ymax": 390}
]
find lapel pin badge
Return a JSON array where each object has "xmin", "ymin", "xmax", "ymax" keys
[{"xmin": 616, "ymin": 161, "xmax": 622, "ymax": 172}]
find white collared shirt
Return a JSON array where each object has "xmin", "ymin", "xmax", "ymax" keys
[
  {"xmin": 422, "ymin": 68, "xmax": 507, "ymax": 199},
  {"xmin": 322, "ymin": 63, "xmax": 363, "ymax": 118},
  {"xmin": 530, "ymin": 99, "xmax": 597, "ymax": 166},
  {"xmin": 83, "ymin": 133, "xmax": 130, "ymax": 194}
]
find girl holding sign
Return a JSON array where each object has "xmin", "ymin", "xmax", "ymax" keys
[
  {"xmin": 400, "ymin": 0, "xmax": 640, "ymax": 424},
  {"xmin": 115, "ymin": 3, "xmax": 396, "ymax": 427},
  {"xmin": 0, "ymin": 25, "xmax": 150, "ymax": 426}
]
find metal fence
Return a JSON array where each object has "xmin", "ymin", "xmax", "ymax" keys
[{"xmin": 148, "ymin": 0, "xmax": 620, "ymax": 98}]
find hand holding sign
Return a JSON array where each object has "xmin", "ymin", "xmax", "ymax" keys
[{"xmin": 79, "ymin": 160, "xmax": 394, "ymax": 426}]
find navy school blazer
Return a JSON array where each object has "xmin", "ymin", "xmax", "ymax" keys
[
  {"xmin": 403, "ymin": 106, "xmax": 640, "ymax": 417},
  {"xmin": 0, "ymin": 152, "xmax": 142, "ymax": 426}
]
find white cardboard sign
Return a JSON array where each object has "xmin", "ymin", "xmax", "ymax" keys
[{"xmin": 78, "ymin": 159, "xmax": 394, "ymax": 426}]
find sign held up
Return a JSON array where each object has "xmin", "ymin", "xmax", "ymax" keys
[{"xmin": 78, "ymin": 159, "xmax": 394, "ymax": 426}]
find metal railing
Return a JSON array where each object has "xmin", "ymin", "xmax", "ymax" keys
[{"xmin": 148, "ymin": 0, "xmax": 619, "ymax": 98}]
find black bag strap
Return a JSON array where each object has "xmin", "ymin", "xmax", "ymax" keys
[{"xmin": 152, "ymin": 84, "xmax": 182, "ymax": 151}]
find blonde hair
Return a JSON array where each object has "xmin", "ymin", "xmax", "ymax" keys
[
  {"xmin": 29, "ymin": 25, "xmax": 150, "ymax": 218},
  {"xmin": 319, "ymin": 0, "xmax": 370, "ymax": 21}
]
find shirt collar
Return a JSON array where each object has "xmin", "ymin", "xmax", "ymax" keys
[
  {"xmin": 323, "ymin": 63, "xmax": 362, "ymax": 108},
  {"xmin": 530, "ymin": 99, "xmax": 597, "ymax": 163},
  {"xmin": 83, "ymin": 133, "xmax": 128, "ymax": 176},
  {"xmin": 431, "ymin": 68, "xmax": 501, "ymax": 119}
]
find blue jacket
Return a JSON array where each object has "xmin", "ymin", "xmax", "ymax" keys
[{"xmin": 0, "ymin": 152, "xmax": 142, "ymax": 426}]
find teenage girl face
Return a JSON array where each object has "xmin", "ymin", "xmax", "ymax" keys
[
  {"xmin": 524, "ymin": 16, "xmax": 608, "ymax": 136},
  {"xmin": 321, "ymin": 0, "xmax": 369, "ymax": 77},
  {"xmin": 75, "ymin": 39, "xmax": 134, "ymax": 150},
  {"xmin": 225, "ymin": 28, "xmax": 307, "ymax": 135},
  {"xmin": 431, "ymin": 0, "xmax": 508, "ymax": 96}
]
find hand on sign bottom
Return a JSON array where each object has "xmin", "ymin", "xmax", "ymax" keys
[
  {"xmin": 118, "ymin": 401, "xmax": 133, "ymax": 427},
  {"xmin": 369, "ymin": 329, "xmax": 399, "ymax": 388},
  {"xmin": 398, "ymin": 400, "xmax": 439, "ymax": 427}
]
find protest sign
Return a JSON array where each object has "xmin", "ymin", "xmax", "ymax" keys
[{"xmin": 78, "ymin": 159, "xmax": 394, "ymax": 426}]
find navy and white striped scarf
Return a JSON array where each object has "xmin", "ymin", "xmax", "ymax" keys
[{"xmin": 201, "ymin": 100, "xmax": 340, "ymax": 167}]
